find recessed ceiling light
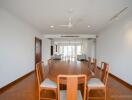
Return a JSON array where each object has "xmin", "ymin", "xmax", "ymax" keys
[
  {"xmin": 88, "ymin": 25, "xmax": 91, "ymax": 28},
  {"xmin": 50, "ymin": 25, "xmax": 54, "ymax": 28}
]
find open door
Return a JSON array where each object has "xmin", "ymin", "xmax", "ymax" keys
[{"xmin": 35, "ymin": 37, "xmax": 42, "ymax": 65}]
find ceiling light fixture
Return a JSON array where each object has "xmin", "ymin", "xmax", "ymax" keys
[
  {"xmin": 50, "ymin": 25, "xmax": 54, "ymax": 28},
  {"xmin": 88, "ymin": 25, "xmax": 91, "ymax": 28}
]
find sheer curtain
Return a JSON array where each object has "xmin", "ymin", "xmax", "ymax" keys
[
  {"xmin": 54, "ymin": 39, "xmax": 96, "ymax": 60},
  {"xmin": 81, "ymin": 39, "xmax": 89, "ymax": 55},
  {"xmin": 58, "ymin": 44, "xmax": 81, "ymax": 58},
  {"xmin": 56, "ymin": 39, "xmax": 89, "ymax": 59}
]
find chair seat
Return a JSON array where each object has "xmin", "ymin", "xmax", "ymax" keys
[
  {"xmin": 87, "ymin": 78, "xmax": 105, "ymax": 88},
  {"xmin": 40, "ymin": 78, "xmax": 57, "ymax": 88},
  {"xmin": 60, "ymin": 90, "xmax": 83, "ymax": 100}
]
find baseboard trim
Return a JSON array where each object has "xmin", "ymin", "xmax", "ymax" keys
[
  {"xmin": 97, "ymin": 66, "xmax": 132, "ymax": 90},
  {"xmin": 109, "ymin": 73, "xmax": 132, "ymax": 90},
  {"xmin": 0, "ymin": 70, "xmax": 34, "ymax": 94}
]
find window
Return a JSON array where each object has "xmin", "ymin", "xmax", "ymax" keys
[
  {"xmin": 77, "ymin": 45, "xmax": 81, "ymax": 55},
  {"xmin": 58, "ymin": 44, "xmax": 81, "ymax": 58}
]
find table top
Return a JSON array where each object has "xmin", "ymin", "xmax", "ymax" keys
[{"xmin": 47, "ymin": 60, "xmax": 91, "ymax": 82}]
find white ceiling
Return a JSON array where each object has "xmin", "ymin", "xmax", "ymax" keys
[{"xmin": 0, "ymin": 0, "xmax": 132, "ymax": 34}]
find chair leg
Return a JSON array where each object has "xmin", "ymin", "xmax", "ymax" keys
[
  {"xmin": 87, "ymin": 88, "xmax": 90, "ymax": 100},
  {"xmin": 55, "ymin": 89, "xmax": 57, "ymax": 100},
  {"xmin": 104, "ymin": 88, "xmax": 106, "ymax": 100},
  {"xmin": 38, "ymin": 90, "xmax": 40, "ymax": 100}
]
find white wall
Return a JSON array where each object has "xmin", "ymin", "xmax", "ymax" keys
[
  {"xmin": 0, "ymin": 8, "xmax": 42, "ymax": 88},
  {"xmin": 82, "ymin": 39, "xmax": 96, "ymax": 58},
  {"xmin": 96, "ymin": 14, "xmax": 132, "ymax": 85},
  {"xmin": 42, "ymin": 36, "xmax": 51, "ymax": 65}
]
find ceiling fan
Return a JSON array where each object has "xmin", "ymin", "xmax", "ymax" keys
[{"xmin": 59, "ymin": 17, "xmax": 73, "ymax": 28}]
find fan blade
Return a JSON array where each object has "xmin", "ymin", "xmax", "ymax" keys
[
  {"xmin": 69, "ymin": 17, "xmax": 72, "ymax": 22},
  {"xmin": 59, "ymin": 16, "xmax": 73, "ymax": 28},
  {"xmin": 68, "ymin": 17, "xmax": 73, "ymax": 27}
]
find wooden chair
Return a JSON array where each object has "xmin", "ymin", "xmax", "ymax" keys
[
  {"xmin": 88, "ymin": 57, "xmax": 91, "ymax": 68},
  {"xmin": 90, "ymin": 58, "xmax": 97, "ymax": 76},
  {"xmin": 57, "ymin": 75, "xmax": 87, "ymax": 100},
  {"xmin": 48, "ymin": 59, "xmax": 53, "ymax": 71},
  {"xmin": 87, "ymin": 62, "xmax": 110, "ymax": 100},
  {"xmin": 48, "ymin": 59, "xmax": 51, "ymax": 67},
  {"xmin": 35, "ymin": 62, "xmax": 57, "ymax": 100}
]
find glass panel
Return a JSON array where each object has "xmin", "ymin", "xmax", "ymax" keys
[{"xmin": 58, "ymin": 44, "xmax": 82, "ymax": 59}]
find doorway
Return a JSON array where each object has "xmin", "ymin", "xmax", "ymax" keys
[{"xmin": 35, "ymin": 37, "xmax": 42, "ymax": 65}]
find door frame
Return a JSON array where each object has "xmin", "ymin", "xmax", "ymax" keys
[{"xmin": 35, "ymin": 37, "xmax": 42, "ymax": 66}]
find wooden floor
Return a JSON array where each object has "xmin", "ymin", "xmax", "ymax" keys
[{"xmin": 0, "ymin": 60, "xmax": 132, "ymax": 100}]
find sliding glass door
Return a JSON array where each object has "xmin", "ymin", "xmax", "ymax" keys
[{"xmin": 58, "ymin": 44, "xmax": 81, "ymax": 59}]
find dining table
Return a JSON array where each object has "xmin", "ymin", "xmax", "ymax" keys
[{"xmin": 47, "ymin": 59, "xmax": 92, "ymax": 83}]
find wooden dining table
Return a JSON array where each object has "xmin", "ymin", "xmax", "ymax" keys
[{"xmin": 47, "ymin": 59, "xmax": 92, "ymax": 83}]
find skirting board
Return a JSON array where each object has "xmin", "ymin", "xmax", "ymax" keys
[
  {"xmin": 0, "ymin": 70, "xmax": 35, "ymax": 94},
  {"xmin": 97, "ymin": 66, "xmax": 132, "ymax": 90}
]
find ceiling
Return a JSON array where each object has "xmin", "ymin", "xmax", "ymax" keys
[{"xmin": 0, "ymin": 0, "xmax": 132, "ymax": 34}]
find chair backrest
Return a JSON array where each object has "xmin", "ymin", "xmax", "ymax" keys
[
  {"xmin": 100, "ymin": 62, "xmax": 110, "ymax": 86},
  {"xmin": 48, "ymin": 59, "xmax": 52, "ymax": 68},
  {"xmin": 57, "ymin": 75, "xmax": 87, "ymax": 100},
  {"xmin": 88, "ymin": 57, "xmax": 91, "ymax": 67},
  {"xmin": 48, "ymin": 59, "xmax": 54, "ymax": 74},
  {"xmin": 92, "ymin": 58, "xmax": 97, "ymax": 73},
  {"xmin": 35, "ymin": 62, "xmax": 45, "ymax": 86}
]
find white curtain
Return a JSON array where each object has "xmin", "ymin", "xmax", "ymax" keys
[
  {"xmin": 81, "ymin": 39, "xmax": 89, "ymax": 55},
  {"xmin": 55, "ymin": 39, "xmax": 89, "ymax": 58},
  {"xmin": 57, "ymin": 43, "xmax": 81, "ymax": 58},
  {"xmin": 53, "ymin": 39, "xmax": 96, "ymax": 59}
]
